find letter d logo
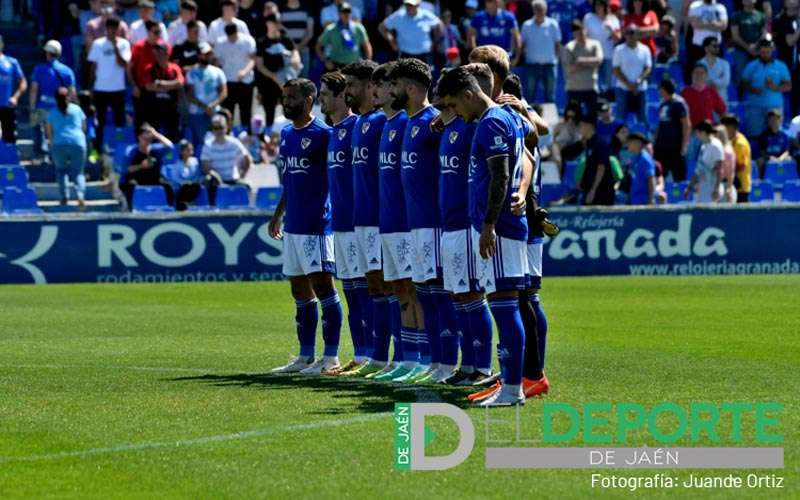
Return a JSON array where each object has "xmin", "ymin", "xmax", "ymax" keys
[{"xmin": 394, "ymin": 403, "xmax": 475, "ymax": 471}]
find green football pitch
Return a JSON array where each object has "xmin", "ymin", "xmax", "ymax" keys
[{"xmin": 0, "ymin": 275, "xmax": 798, "ymax": 498}]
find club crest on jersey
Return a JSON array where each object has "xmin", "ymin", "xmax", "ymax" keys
[
  {"xmin": 449, "ymin": 131, "xmax": 459, "ymax": 144},
  {"xmin": 494, "ymin": 136, "xmax": 503, "ymax": 146},
  {"xmin": 301, "ymin": 137, "xmax": 312, "ymax": 150},
  {"xmin": 389, "ymin": 129, "xmax": 397, "ymax": 141},
  {"xmin": 361, "ymin": 122, "xmax": 370, "ymax": 134},
  {"xmin": 411, "ymin": 126, "xmax": 420, "ymax": 138},
  {"xmin": 338, "ymin": 128, "xmax": 347, "ymax": 140}
]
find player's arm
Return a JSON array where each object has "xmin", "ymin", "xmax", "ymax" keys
[
  {"xmin": 480, "ymin": 154, "xmax": 511, "ymax": 258},
  {"xmin": 268, "ymin": 190, "xmax": 287, "ymax": 240},
  {"xmin": 511, "ymin": 148, "xmax": 533, "ymax": 215}
]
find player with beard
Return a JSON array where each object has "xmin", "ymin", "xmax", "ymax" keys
[
  {"xmin": 318, "ymin": 71, "xmax": 373, "ymax": 374},
  {"xmin": 338, "ymin": 61, "xmax": 399, "ymax": 377},
  {"xmin": 388, "ymin": 58, "xmax": 460, "ymax": 384},
  {"xmin": 268, "ymin": 78, "xmax": 343, "ymax": 374}
]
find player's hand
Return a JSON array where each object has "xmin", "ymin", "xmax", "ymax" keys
[
  {"xmin": 510, "ymin": 191, "xmax": 526, "ymax": 215},
  {"xmin": 268, "ymin": 216, "xmax": 284, "ymax": 240},
  {"xmin": 430, "ymin": 114, "xmax": 444, "ymax": 133},
  {"xmin": 8, "ymin": 96, "xmax": 17, "ymax": 108},
  {"xmin": 479, "ymin": 223, "xmax": 496, "ymax": 259},
  {"xmin": 495, "ymin": 93, "xmax": 523, "ymax": 112}
]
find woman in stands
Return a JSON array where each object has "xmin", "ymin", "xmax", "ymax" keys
[{"xmin": 46, "ymin": 87, "xmax": 87, "ymax": 210}]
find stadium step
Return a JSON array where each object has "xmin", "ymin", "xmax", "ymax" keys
[
  {"xmin": 31, "ymin": 180, "xmax": 116, "ymax": 202},
  {"xmin": 38, "ymin": 199, "xmax": 122, "ymax": 213}
]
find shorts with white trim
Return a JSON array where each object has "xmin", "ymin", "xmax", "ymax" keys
[
  {"xmin": 471, "ymin": 228, "xmax": 527, "ymax": 294},
  {"xmin": 381, "ymin": 231, "xmax": 413, "ymax": 282},
  {"xmin": 282, "ymin": 232, "xmax": 335, "ymax": 277},
  {"xmin": 441, "ymin": 228, "xmax": 482, "ymax": 294},
  {"xmin": 354, "ymin": 226, "xmax": 382, "ymax": 273},
  {"xmin": 410, "ymin": 227, "xmax": 442, "ymax": 283},
  {"xmin": 525, "ymin": 242, "xmax": 543, "ymax": 290},
  {"xmin": 334, "ymin": 231, "xmax": 364, "ymax": 280}
]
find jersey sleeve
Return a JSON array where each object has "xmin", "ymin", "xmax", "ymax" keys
[{"xmin": 478, "ymin": 115, "xmax": 512, "ymax": 159}]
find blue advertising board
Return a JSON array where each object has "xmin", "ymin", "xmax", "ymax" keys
[{"xmin": 0, "ymin": 205, "xmax": 798, "ymax": 284}]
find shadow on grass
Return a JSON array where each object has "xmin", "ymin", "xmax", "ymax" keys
[{"xmin": 169, "ymin": 372, "xmax": 476, "ymax": 415}]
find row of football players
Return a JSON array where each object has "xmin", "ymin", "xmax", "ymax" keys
[{"xmin": 267, "ymin": 45, "xmax": 553, "ymax": 407}]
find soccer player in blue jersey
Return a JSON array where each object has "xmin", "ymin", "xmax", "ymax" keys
[
  {"xmin": 438, "ymin": 65, "xmax": 533, "ymax": 406},
  {"xmin": 389, "ymin": 58, "xmax": 460, "ymax": 384},
  {"xmin": 267, "ymin": 78, "xmax": 343, "ymax": 375},
  {"xmin": 318, "ymin": 70, "xmax": 373, "ymax": 375},
  {"xmin": 338, "ymin": 61, "xmax": 399, "ymax": 378}
]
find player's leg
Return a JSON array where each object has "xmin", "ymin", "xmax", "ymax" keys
[
  {"xmin": 334, "ymin": 231, "xmax": 368, "ymax": 374},
  {"xmin": 375, "ymin": 278, "xmax": 421, "ymax": 380},
  {"xmin": 522, "ymin": 242, "xmax": 550, "ymax": 397}
]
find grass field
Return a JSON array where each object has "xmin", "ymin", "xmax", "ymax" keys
[{"xmin": 0, "ymin": 275, "xmax": 798, "ymax": 499}]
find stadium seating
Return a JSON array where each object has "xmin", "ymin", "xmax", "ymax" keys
[
  {"xmin": 749, "ymin": 180, "xmax": 775, "ymax": 203},
  {"xmin": 0, "ymin": 166, "xmax": 29, "ymax": 193},
  {"xmin": 215, "ymin": 185, "xmax": 251, "ymax": 210},
  {"xmin": 540, "ymin": 183, "xmax": 569, "ymax": 206},
  {"xmin": 763, "ymin": 160, "xmax": 798, "ymax": 188},
  {"xmin": 131, "ymin": 185, "xmax": 175, "ymax": 212},
  {"xmin": 562, "ymin": 160, "xmax": 579, "ymax": 189},
  {"xmin": 782, "ymin": 180, "xmax": 800, "ymax": 202},
  {"xmin": 665, "ymin": 180, "xmax": 690, "ymax": 204},
  {"xmin": 667, "ymin": 61, "xmax": 684, "ymax": 87},
  {"xmin": 186, "ymin": 186, "xmax": 214, "ymax": 211},
  {"xmin": 650, "ymin": 64, "xmax": 667, "ymax": 84},
  {"xmin": 113, "ymin": 143, "xmax": 137, "ymax": 175},
  {"xmin": 728, "ymin": 101, "xmax": 746, "ymax": 125},
  {"xmin": 646, "ymin": 103, "xmax": 660, "ymax": 131},
  {"xmin": 2, "ymin": 187, "xmax": 44, "ymax": 215},
  {"xmin": 102, "ymin": 125, "xmax": 136, "ymax": 152},
  {"xmin": 255, "ymin": 187, "xmax": 282, "ymax": 211},
  {"xmin": 0, "ymin": 143, "xmax": 20, "ymax": 165}
]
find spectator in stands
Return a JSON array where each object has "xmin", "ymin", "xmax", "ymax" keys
[
  {"xmin": 715, "ymin": 124, "xmax": 737, "ymax": 203},
  {"xmin": 680, "ymin": 63, "xmax": 726, "ymax": 128},
  {"xmin": 0, "ymin": 35, "xmax": 26, "ymax": 145},
  {"xmin": 596, "ymin": 100, "xmax": 622, "ymax": 143},
  {"xmin": 88, "ymin": 16, "xmax": 131, "ymax": 150},
  {"xmin": 209, "ymin": 0, "xmax": 251, "ymax": 44},
  {"xmin": 654, "ymin": 14, "xmax": 678, "ymax": 63},
  {"xmin": 321, "ymin": 0, "xmax": 362, "ymax": 27},
  {"xmin": 142, "ymin": 44, "xmax": 183, "ymax": 140},
  {"xmin": 440, "ymin": 10, "xmax": 462, "ymax": 56},
  {"xmin": 85, "ymin": 0, "xmax": 131, "ymax": 49},
  {"xmin": 46, "ymin": 87, "xmax": 87, "ymax": 209},
  {"xmin": 162, "ymin": 139, "xmax": 205, "ymax": 210},
  {"xmin": 257, "ymin": 14, "xmax": 301, "ymax": 128},
  {"xmin": 237, "ymin": 0, "xmax": 265, "ymax": 39},
  {"xmin": 238, "ymin": 114, "xmax": 268, "ymax": 163},
  {"xmin": 578, "ymin": 111, "xmax": 616, "ymax": 205},
  {"xmin": 612, "ymin": 26, "xmax": 651, "ymax": 124},
  {"xmin": 378, "ymin": 0, "xmax": 443, "ymax": 65},
  {"xmin": 460, "ymin": 0, "xmax": 479, "ymax": 42},
  {"xmin": 698, "ymin": 36, "xmax": 731, "ymax": 103},
  {"xmin": 168, "ymin": 1, "xmax": 208, "ymax": 45},
  {"xmin": 201, "ymin": 114, "xmax": 252, "ymax": 203},
  {"xmin": 130, "ymin": 0, "xmax": 167, "ymax": 44},
  {"xmin": 186, "ymin": 42, "xmax": 227, "ymax": 150},
  {"xmin": 720, "ymin": 113, "xmax": 752, "ymax": 202},
  {"xmin": 611, "ymin": 122, "xmax": 632, "ymax": 166},
  {"xmin": 171, "ymin": 19, "xmax": 202, "ymax": 74},
  {"xmin": 626, "ymin": 131, "xmax": 656, "ymax": 204},
  {"xmin": 29, "ymin": 40, "xmax": 76, "ymax": 158},
  {"xmin": 757, "ymin": 108, "xmax": 791, "ymax": 176},
  {"xmin": 583, "ymin": 0, "xmax": 620, "ymax": 96},
  {"xmin": 467, "ymin": 0, "xmax": 521, "ymax": 63},
  {"xmin": 316, "ymin": 3, "xmax": 372, "ymax": 71},
  {"xmin": 623, "ymin": 0, "xmax": 659, "ymax": 55},
  {"xmin": 562, "ymin": 20, "xmax": 603, "ymax": 114},
  {"xmin": 685, "ymin": 120, "xmax": 723, "ymax": 202},
  {"xmin": 790, "ymin": 112, "xmax": 800, "ymax": 172},
  {"xmin": 520, "ymin": 0, "xmax": 561, "ymax": 104},
  {"xmin": 214, "ymin": 23, "xmax": 256, "ymax": 133},
  {"xmin": 129, "ymin": 20, "xmax": 170, "ymax": 130},
  {"xmin": 686, "ymin": 0, "xmax": 728, "ymax": 70},
  {"xmin": 730, "ymin": 0, "xmax": 767, "ymax": 87},
  {"xmin": 121, "ymin": 123, "xmax": 175, "ymax": 207},
  {"xmin": 552, "ymin": 101, "xmax": 584, "ymax": 172},
  {"xmin": 281, "ymin": 0, "xmax": 314, "ymax": 78},
  {"xmin": 773, "ymin": 0, "xmax": 799, "ymax": 115},
  {"xmin": 653, "ymin": 77, "xmax": 690, "ymax": 181},
  {"xmin": 741, "ymin": 37, "xmax": 792, "ymax": 138}
]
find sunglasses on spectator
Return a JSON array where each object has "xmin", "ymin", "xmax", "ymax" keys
[{"xmin": 212, "ymin": 126, "xmax": 225, "ymax": 130}]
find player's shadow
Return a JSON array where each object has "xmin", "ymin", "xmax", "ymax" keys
[{"xmin": 169, "ymin": 372, "xmax": 475, "ymax": 415}]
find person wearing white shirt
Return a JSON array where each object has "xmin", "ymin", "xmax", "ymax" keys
[
  {"xmin": 686, "ymin": 0, "xmax": 728, "ymax": 68},
  {"xmin": 87, "ymin": 16, "xmax": 131, "ymax": 149},
  {"xmin": 214, "ymin": 24, "xmax": 257, "ymax": 133},
  {"xmin": 698, "ymin": 36, "xmax": 731, "ymax": 103},
  {"xmin": 168, "ymin": 0, "xmax": 208, "ymax": 46},
  {"xmin": 208, "ymin": 0, "xmax": 251, "ymax": 45},
  {"xmin": 520, "ymin": 0, "xmax": 562, "ymax": 103},
  {"xmin": 129, "ymin": 0, "xmax": 167, "ymax": 45},
  {"xmin": 379, "ymin": 0, "xmax": 443, "ymax": 65},
  {"xmin": 613, "ymin": 26, "xmax": 652, "ymax": 124},
  {"xmin": 583, "ymin": 0, "xmax": 620, "ymax": 94},
  {"xmin": 686, "ymin": 120, "xmax": 724, "ymax": 202}
]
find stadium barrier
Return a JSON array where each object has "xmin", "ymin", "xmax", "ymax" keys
[{"xmin": 1, "ymin": 205, "xmax": 799, "ymax": 284}]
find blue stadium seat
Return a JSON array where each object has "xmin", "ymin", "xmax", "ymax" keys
[
  {"xmin": 0, "ymin": 142, "xmax": 20, "ymax": 165},
  {"xmin": 255, "ymin": 186, "xmax": 282, "ymax": 211},
  {"xmin": 215, "ymin": 185, "xmax": 251, "ymax": 210},
  {"xmin": 726, "ymin": 84, "xmax": 739, "ymax": 102},
  {"xmin": 113, "ymin": 143, "xmax": 137, "ymax": 175},
  {"xmin": 665, "ymin": 180, "xmax": 690, "ymax": 204},
  {"xmin": 751, "ymin": 163, "xmax": 761, "ymax": 182},
  {"xmin": 646, "ymin": 103, "xmax": 660, "ymax": 131},
  {"xmin": 540, "ymin": 184, "xmax": 569, "ymax": 206},
  {"xmin": 186, "ymin": 186, "xmax": 214, "ymax": 211},
  {"xmin": 667, "ymin": 61, "xmax": 684, "ymax": 86},
  {"xmin": 131, "ymin": 185, "xmax": 175, "ymax": 212},
  {"xmin": 749, "ymin": 181, "xmax": 775, "ymax": 203},
  {"xmin": 102, "ymin": 125, "xmax": 135, "ymax": 152},
  {"xmin": 646, "ymin": 86, "xmax": 660, "ymax": 103},
  {"xmin": 2, "ymin": 187, "xmax": 44, "ymax": 214},
  {"xmin": 728, "ymin": 101, "xmax": 746, "ymax": 124},
  {"xmin": 650, "ymin": 64, "xmax": 667, "ymax": 84},
  {"xmin": 782, "ymin": 180, "xmax": 800, "ymax": 202},
  {"xmin": 686, "ymin": 160, "xmax": 696, "ymax": 181},
  {"xmin": 562, "ymin": 161, "xmax": 579, "ymax": 188},
  {"xmin": 0, "ymin": 166, "xmax": 29, "ymax": 192},
  {"xmin": 764, "ymin": 160, "xmax": 798, "ymax": 188}
]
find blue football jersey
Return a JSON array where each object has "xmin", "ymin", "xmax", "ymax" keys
[
  {"xmin": 439, "ymin": 116, "xmax": 475, "ymax": 232},
  {"xmin": 279, "ymin": 118, "xmax": 332, "ymax": 234},
  {"xmin": 351, "ymin": 109, "xmax": 387, "ymax": 227},
  {"xmin": 379, "ymin": 110, "xmax": 409, "ymax": 234},
  {"xmin": 469, "ymin": 106, "xmax": 529, "ymax": 241},
  {"xmin": 327, "ymin": 114, "xmax": 357, "ymax": 232},
  {"xmin": 400, "ymin": 106, "xmax": 442, "ymax": 229}
]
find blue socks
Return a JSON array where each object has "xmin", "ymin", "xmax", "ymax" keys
[
  {"xmin": 464, "ymin": 298, "xmax": 493, "ymax": 373},
  {"xmin": 295, "ymin": 298, "xmax": 318, "ymax": 358},
  {"xmin": 342, "ymin": 280, "xmax": 367, "ymax": 358},
  {"xmin": 454, "ymin": 302, "xmax": 474, "ymax": 371},
  {"xmin": 415, "ymin": 284, "xmax": 440, "ymax": 365},
  {"xmin": 433, "ymin": 287, "xmax": 459, "ymax": 367},
  {"xmin": 371, "ymin": 295, "xmax": 392, "ymax": 362},
  {"xmin": 529, "ymin": 291, "xmax": 549, "ymax": 369},
  {"xmin": 400, "ymin": 327, "xmax": 420, "ymax": 366},
  {"xmin": 489, "ymin": 297, "xmax": 525, "ymax": 386},
  {"xmin": 318, "ymin": 291, "xmax": 342, "ymax": 357},
  {"xmin": 389, "ymin": 295, "xmax": 403, "ymax": 363},
  {"xmin": 355, "ymin": 280, "xmax": 374, "ymax": 355}
]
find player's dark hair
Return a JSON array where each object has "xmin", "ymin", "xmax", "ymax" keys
[
  {"xmin": 502, "ymin": 73, "xmax": 523, "ymax": 99},
  {"xmin": 321, "ymin": 71, "xmax": 347, "ymax": 96},
  {"xmin": 283, "ymin": 78, "xmax": 318, "ymax": 99},
  {"xmin": 435, "ymin": 66, "xmax": 481, "ymax": 97},
  {"xmin": 371, "ymin": 61, "xmax": 398, "ymax": 83},
  {"xmin": 388, "ymin": 58, "xmax": 432, "ymax": 89},
  {"xmin": 461, "ymin": 63, "xmax": 493, "ymax": 94},
  {"xmin": 341, "ymin": 60, "xmax": 378, "ymax": 81}
]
